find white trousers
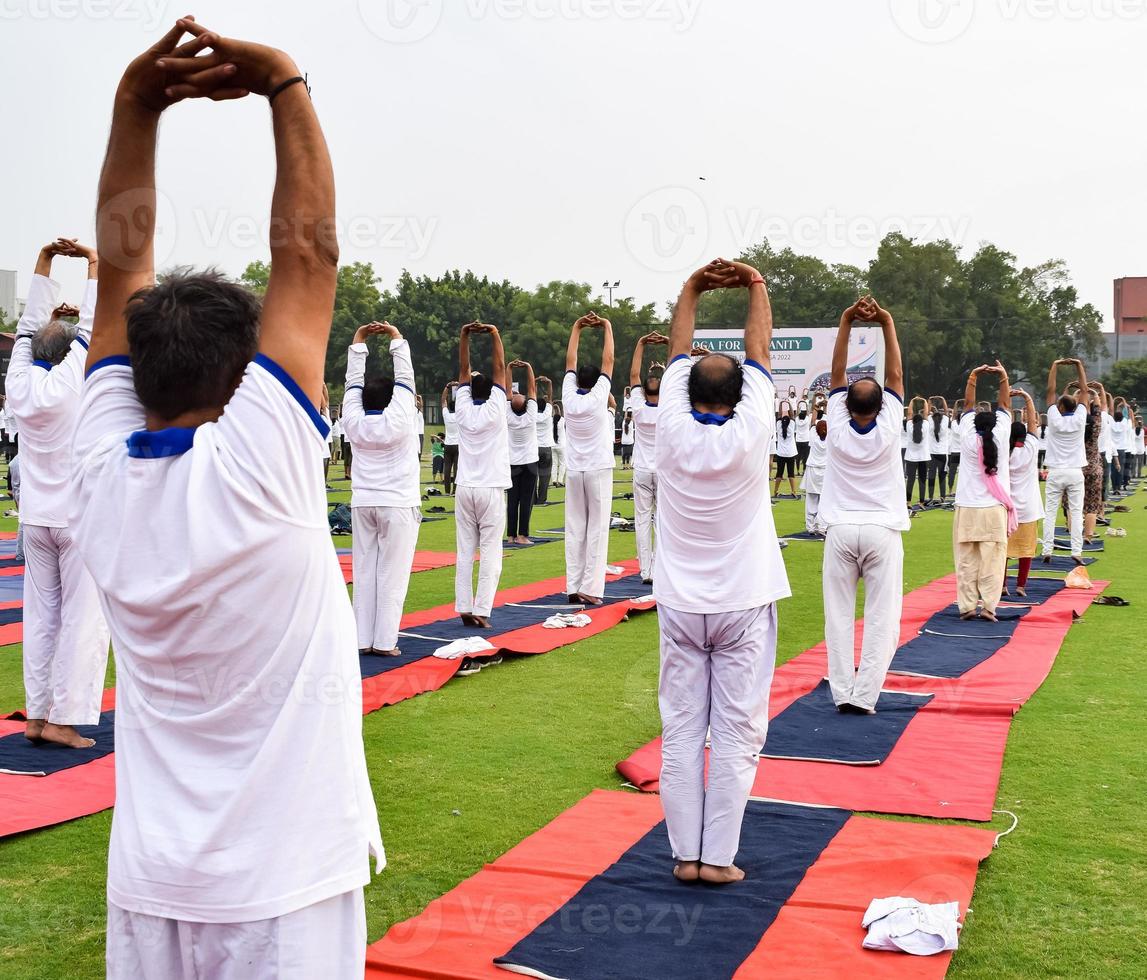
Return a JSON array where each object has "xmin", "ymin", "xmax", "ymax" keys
[
  {"xmin": 552, "ymin": 446, "xmax": 566, "ymax": 484},
  {"xmin": 351, "ymin": 505, "xmax": 420, "ymax": 651},
  {"xmin": 1042, "ymin": 467, "xmax": 1083, "ymax": 558},
  {"xmin": 633, "ymin": 468, "xmax": 658, "ymax": 581},
  {"xmin": 23, "ymin": 523, "xmax": 110, "ymax": 725},
  {"xmin": 658, "ymin": 603, "xmax": 777, "ymax": 867},
  {"xmin": 106, "ymin": 888, "xmax": 365, "ymax": 980},
  {"xmin": 823, "ymin": 523, "xmax": 904, "ymax": 711},
  {"xmin": 455, "ymin": 486, "xmax": 506, "ymax": 617},
  {"xmin": 804, "ymin": 492, "xmax": 823, "ymax": 534},
  {"xmin": 565, "ymin": 468, "xmax": 612, "ymax": 598}
]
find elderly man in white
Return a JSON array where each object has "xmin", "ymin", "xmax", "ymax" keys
[
  {"xmin": 5, "ymin": 238, "xmax": 109, "ymax": 749},
  {"xmin": 655, "ymin": 258, "xmax": 790, "ymax": 886},
  {"xmin": 817, "ymin": 296, "xmax": 909, "ymax": 715},
  {"xmin": 342, "ymin": 320, "xmax": 422, "ymax": 656}
]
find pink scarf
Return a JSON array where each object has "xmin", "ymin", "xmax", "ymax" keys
[{"xmin": 978, "ymin": 438, "xmax": 1018, "ymax": 536}]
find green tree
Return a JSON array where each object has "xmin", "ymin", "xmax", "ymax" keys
[{"xmin": 1102, "ymin": 358, "xmax": 1147, "ymax": 404}]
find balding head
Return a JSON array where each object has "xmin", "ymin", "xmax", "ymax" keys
[
  {"xmin": 510, "ymin": 392, "xmax": 528, "ymax": 415},
  {"xmin": 32, "ymin": 320, "xmax": 79, "ymax": 366},
  {"xmin": 687, "ymin": 353, "xmax": 743, "ymax": 415},
  {"xmin": 844, "ymin": 377, "xmax": 883, "ymax": 419}
]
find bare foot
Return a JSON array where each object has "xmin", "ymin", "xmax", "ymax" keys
[
  {"xmin": 473, "ymin": 615, "xmax": 492, "ymax": 629},
  {"xmin": 578, "ymin": 593, "xmax": 604, "ymax": 606},
  {"xmin": 373, "ymin": 648, "xmax": 402, "ymax": 657},
  {"xmin": 515, "ymin": 536, "xmax": 531, "ymax": 545},
  {"xmin": 1016, "ymin": 586, "xmax": 1027, "ymax": 598},
  {"xmin": 24, "ymin": 719, "xmax": 45, "ymax": 742},
  {"xmin": 699, "ymin": 863, "xmax": 746, "ymax": 884},
  {"xmin": 40, "ymin": 723, "xmax": 95, "ymax": 749},
  {"xmin": 981, "ymin": 610, "xmax": 998, "ymax": 623},
  {"xmin": 959, "ymin": 610, "xmax": 977, "ymax": 621},
  {"xmin": 673, "ymin": 860, "xmax": 701, "ymax": 883},
  {"xmin": 460, "ymin": 613, "xmax": 480, "ymax": 627},
  {"xmin": 1042, "ymin": 555, "xmax": 1051, "ymax": 565},
  {"xmin": 1072, "ymin": 556, "xmax": 1085, "ymax": 567}
]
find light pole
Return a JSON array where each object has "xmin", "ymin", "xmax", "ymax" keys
[{"xmin": 602, "ymin": 279, "xmax": 620, "ymax": 308}]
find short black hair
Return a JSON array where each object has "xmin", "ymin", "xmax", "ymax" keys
[
  {"xmin": 576, "ymin": 364, "xmax": 600, "ymax": 390},
  {"xmin": 363, "ymin": 377, "xmax": 395, "ymax": 412},
  {"xmin": 645, "ymin": 376, "xmax": 661, "ymax": 395},
  {"xmin": 845, "ymin": 378, "xmax": 883, "ymax": 417},
  {"xmin": 126, "ymin": 269, "xmax": 260, "ymax": 420},
  {"xmin": 687, "ymin": 354, "xmax": 743, "ymax": 409},
  {"xmin": 470, "ymin": 373, "xmax": 494, "ymax": 401}
]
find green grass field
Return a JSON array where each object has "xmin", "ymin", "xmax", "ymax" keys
[{"xmin": 1, "ymin": 455, "xmax": 1145, "ymax": 978}]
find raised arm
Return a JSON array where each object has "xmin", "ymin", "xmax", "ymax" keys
[
  {"xmin": 488, "ymin": 325, "xmax": 507, "ymax": 392},
  {"xmin": 522, "ymin": 361, "xmax": 537, "ymax": 401},
  {"xmin": 566, "ymin": 315, "xmax": 591, "ymax": 373},
  {"xmin": 740, "ymin": 265, "xmax": 772, "ymax": 369},
  {"xmin": 599, "ymin": 315, "xmax": 615, "ymax": 379},
  {"xmin": 831, "ymin": 301, "xmax": 862, "ymax": 390},
  {"xmin": 964, "ymin": 366, "xmax": 983, "ymax": 408},
  {"xmin": 1046, "ymin": 360, "xmax": 1061, "ymax": 408},
  {"xmin": 860, "ymin": 297, "xmax": 902, "ymax": 398},
  {"xmin": 993, "ymin": 361, "xmax": 1011, "ymax": 409},
  {"xmin": 1016, "ymin": 388, "xmax": 1037, "ymax": 433},
  {"xmin": 1073, "ymin": 359, "xmax": 1091, "ymax": 410},
  {"xmin": 458, "ymin": 323, "xmax": 474, "ymax": 385},
  {"xmin": 629, "ymin": 335, "xmax": 649, "ymax": 388}
]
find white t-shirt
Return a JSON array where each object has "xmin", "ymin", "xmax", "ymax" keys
[
  {"xmin": 69, "ymin": 356, "xmax": 382, "ymax": 923},
  {"xmin": 1110, "ymin": 415, "xmax": 1132, "ymax": 452},
  {"xmin": 442, "ymin": 403, "xmax": 459, "ymax": 446},
  {"xmin": 806, "ymin": 426, "xmax": 828, "ymax": 470},
  {"xmin": 1009, "ymin": 433, "xmax": 1042, "ymax": 524},
  {"xmin": 455, "ymin": 383, "xmax": 512, "ymax": 489},
  {"xmin": 620, "ymin": 419, "xmax": 635, "ymax": 446},
  {"xmin": 653, "ymin": 356, "xmax": 791, "ymax": 613},
  {"xmin": 954, "ymin": 409, "xmax": 1012, "ymax": 509},
  {"xmin": 416, "ymin": 412, "xmax": 425, "ymax": 435},
  {"xmin": 536, "ymin": 402, "xmax": 555, "ymax": 449},
  {"xmin": 4, "ymin": 274, "xmax": 93, "ymax": 528},
  {"xmin": 794, "ymin": 412, "xmax": 811, "ymax": 443},
  {"xmin": 342, "ymin": 340, "xmax": 421, "ymax": 508},
  {"xmin": 925, "ymin": 416, "xmax": 951, "ymax": 456},
  {"xmin": 506, "ymin": 398, "xmax": 540, "ymax": 466},
  {"xmin": 1043, "ymin": 404, "xmax": 1086, "ymax": 469},
  {"xmin": 1099, "ymin": 411, "xmax": 1113, "ymax": 460},
  {"xmin": 1137, "ymin": 427, "xmax": 1146, "ymax": 454},
  {"xmin": 774, "ymin": 417, "xmax": 798, "ymax": 458},
  {"xmin": 561, "ymin": 372, "xmax": 615, "ymax": 472},
  {"xmin": 630, "ymin": 386, "xmax": 659, "ymax": 473},
  {"xmin": 556, "ymin": 417, "xmax": 566, "ymax": 448},
  {"xmin": 904, "ymin": 418, "xmax": 931, "ymax": 463},
  {"xmin": 819, "ymin": 388, "xmax": 911, "ymax": 532}
]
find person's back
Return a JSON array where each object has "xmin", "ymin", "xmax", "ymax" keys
[
  {"xmin": 455, "ymin": 383, "xmax": 510, "ymax": 487},
  {"xmin": 72, "ymin": 358, "xmax": 381, "ymax": 918},
  {"xmin": 818, "ymin": 387, "xmax": 909, "ymax": 530},
  {"xmin": 954, "ymin": 409, "xmax": 1012, "ymax": 509},
  {"xmin": 561, "ymin": 372, "xmax": 613, "ymax": 472},
  {"xmin": 655, "ymin": 356, "xmax": 788, "ymax": 610}
]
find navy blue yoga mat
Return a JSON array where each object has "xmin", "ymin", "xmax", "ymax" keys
[
  {"xmin": 0, "ymin": 607, "xmax": 22, "ymax": 626},
  {"xmin": 1054, "ymin": 537, "xmax": 1104, "ymax": 553},
  {"xmin": 0, "ymin": 712, "xmax": 115, "ymax": 776},
  {"xmin": 0, "ymin": 576, "xmax": 23, "ymax": 603},
  {"xmin": 890, "ymin": 604, "xmax": 1030, "ymax": 679},
  {"xmin": 783, "ymin": 530, "xmax": 825, "ymax": 541},
  {"xmin": 762, "ymin": 679, "xmax": 933, "ymax": 764},
  {"xmin": 0, "ymin": 558, "xmax": 22, "ymax": 569},
  {"xmin": 494, "ymin": 800, "xmax": 849, "ymax": 980},
  {"xmin": 360, "ymin": 574, "xmax": 652, "ymax": 680},
  {"xmin": 998, "ymin": 577, "xmax": 1065, "ymax": 606},
  {"xmin": 1021, "ymin": 555, "xmax": 1096, "ymax": 572}
]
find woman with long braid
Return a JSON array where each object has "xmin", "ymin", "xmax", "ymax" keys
[
  {"xmin": 773, "ymin": 400, "xmax": 800, "ymax": 497},
  {"xmin": 952, "ymin": 363, "xmax": 1014, "ymax": 621},
  {"xmin": 1003, "ymin": 388, "xmax": 1041, "ymax": 598},
  {"xmin": 904, "ymin": 396, "xmax": 931, "ymax": 504}
]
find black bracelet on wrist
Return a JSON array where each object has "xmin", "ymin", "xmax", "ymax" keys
[{"xmin": 268, "ymin": 74, "xmax": 310, "ymax": 104}]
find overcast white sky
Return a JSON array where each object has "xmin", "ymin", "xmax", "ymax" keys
[{"xmin": 2, "ymin": 0, "xmax": 1143, "ymax": 324}]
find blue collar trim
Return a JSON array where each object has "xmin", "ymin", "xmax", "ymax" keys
[
  {"xmin": 33, "ymin": 360, "xmax": 53, "ymax": 371},
  {"xmin": 126, "ymin": 427, "xmax": 196, "ymax": 459},
  {"xmin": 576, "ymin": 388, "xmax": 589, "ymax": 395},
  {"xmin": 365, "ymin": 410, "xmax": 384, "ymax": 416},
  {"xmin": 691, "ymin": 410, "xmax": 731, "ymax": 426},
  {"xmin": 473, "ymin": 399, "xmax": 487, "ymax": 406},
  {"xmin": 849, "ymin": 418, "xmax": 878, "ymax": 434},
  {"xmin": 85, "ymin": 354, "xmax": 131, "ymax": 378}
]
